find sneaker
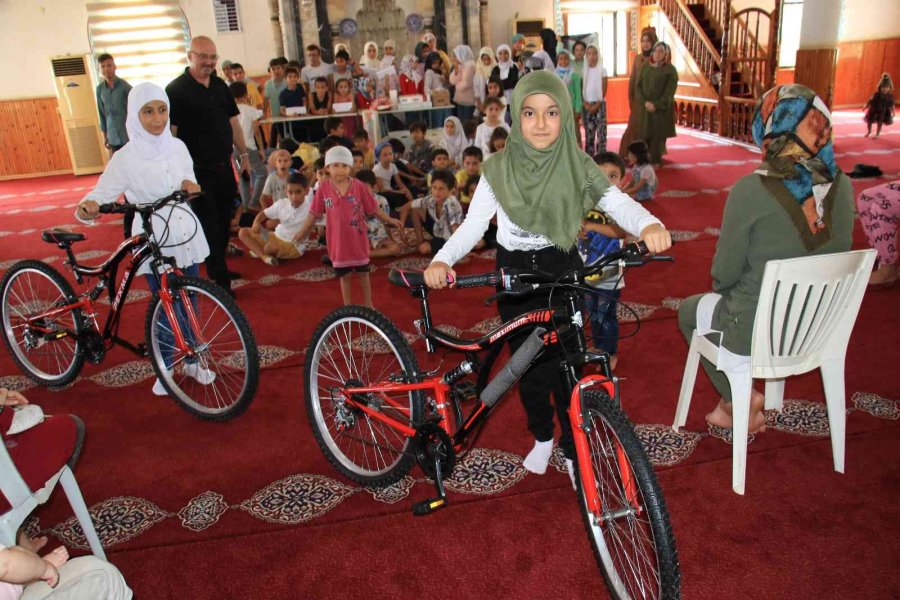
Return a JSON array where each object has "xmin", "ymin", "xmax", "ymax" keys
[
  {"xmin": 262, "ymin": 255, "xmax": 279, "ymax": 266},
  {"xmin": 184, "ymin": 362, "xmax": 216, "ymax": 385},
  {"xmin": 152, "ymin": 371, "xmax": 172, "ymax": 396}
]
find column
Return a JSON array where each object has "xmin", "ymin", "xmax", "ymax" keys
[
  {"xmin": 299, "ymin": 0, "xmax": 319, "ymax": 60},
  {"xmin": 279, "ymin": 0, "xmax": 303, "ymax": 60},
  {"xmin": 434, "ymin": 0, "xmax": 448, "ymax": 51},
  {"xmin": 479, "ymin": 0, "xmax": 491, "ymax": 49},
  {"xmin": 793, "ymin": 0, "xmax": 843, "ymax": 107},
  {"xmin": 314, "ymin": 0, "xmax": 332, "ymax": 60}
]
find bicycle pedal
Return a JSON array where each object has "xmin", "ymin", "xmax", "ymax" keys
[
  {"xmin": 411, "ymin": 496, "xmax": 448, "ymax": 517},
  {"xmin": 136, "ymin": 343, "xmax": 148, "ymax": 357}
]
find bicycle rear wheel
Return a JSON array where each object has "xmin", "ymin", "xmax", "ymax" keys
[
  {"xmin": 0, "ymin": 260, "xmax": 84, "ymax": 387},
  {"xmin": 574, "ymin": 390, "xmax": 680, "ymax": 600},
  {"xmin": 304, "ymin": 306, "xmax": 423, "ymax": 485},
  {"xmin": 145, "ymin": 276, "xmax": 259, "ymax": 420}
]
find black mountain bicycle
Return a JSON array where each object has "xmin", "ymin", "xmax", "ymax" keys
[
  {"xmin": 0, "ymin": 191, "xmax": 259, "ymax": 420},
  {"xmin": 304, "ymin": 242, "xmax": 680, "ymax": 599}
]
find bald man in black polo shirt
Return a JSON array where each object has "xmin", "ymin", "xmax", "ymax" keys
[{"xmin": 166, "ymin": 36, "xmax": 250, "ymax": 294}]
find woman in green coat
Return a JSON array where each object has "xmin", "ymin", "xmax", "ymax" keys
[
  {"xmin": 677, "ymin": 84, "xmax": 854, "ymax": 434},
  {"xmin": 636, "ymin": 42, "xmax": 678, "ymax": 165}
]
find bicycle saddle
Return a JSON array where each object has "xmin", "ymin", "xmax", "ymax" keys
[{"xmin": 41, "ymin": 229, "xmax": 85, "ymax": 245}]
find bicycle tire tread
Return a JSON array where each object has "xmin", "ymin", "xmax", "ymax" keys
[
  {"xmin": 304, "ymin": 305, "xmax": 423, "ymax": 486},
  {"xmin": 0, "ymin": 260, "xmax": 85, "ymax": 387},
  {"xmin": 575, "ymin": 390, "xmax": 681, "ymax": 600}
]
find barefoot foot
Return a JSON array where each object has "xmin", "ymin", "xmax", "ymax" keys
[
  {"xmin": 43, "ymin": 546, "xmax": 69, "ymax": 568},
  {"xmin": 706, "ymin": 390, "xmax": 767, "ymax": 434},
  {"xmin": 17, "ymin": 534, "xmax": 48, "ymax": 554}
]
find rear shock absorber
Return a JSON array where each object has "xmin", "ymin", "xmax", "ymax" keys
[{"xmin": 441, "ymin": 360, "xmax": 474, "ymax": 385}]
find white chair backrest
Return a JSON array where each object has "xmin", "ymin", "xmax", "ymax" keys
[
  {"xmin": 0, "ymin": 435, "xmax": 36, "ymax": 509},
  {"xmin": 750, "ymin": 249, "xmax": 876, "ymax": 378}
]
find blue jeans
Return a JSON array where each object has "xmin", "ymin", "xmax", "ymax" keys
[
  {"xmin": 235, "ymin": 150, "xmax": 267, "ymax": 210},
  {"xmin": 146, "ymin": 263, "xmax": 200, "ymax": 370},
  {"xmin": 585, "ymin": 288, "xmax": 621, "ymax": 355}
]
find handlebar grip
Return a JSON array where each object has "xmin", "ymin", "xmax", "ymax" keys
[
  {"xmin": 98, "ymin": 203, "xmax": 127, "ymax": 214},
  {"xmin": 453, "ymin": 272, "xmax": 501, "ymax": 289}
]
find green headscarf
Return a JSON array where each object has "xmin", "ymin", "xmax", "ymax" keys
[{"xmin": 481, "ymin": 70, "xmax": 609, "ymax": 249}]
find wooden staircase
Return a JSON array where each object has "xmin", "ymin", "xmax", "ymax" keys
[{"xmin": 641, "ymin": 0, "xmax": 779, "ymax": 143}]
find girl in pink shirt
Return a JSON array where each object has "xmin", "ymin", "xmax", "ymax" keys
[{"xmin": 292, "ymin": 147, "xmax": 401, "ymax": 307}]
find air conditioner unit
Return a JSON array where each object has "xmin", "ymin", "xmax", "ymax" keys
[
  {"xmin": 510, "ymin": 17, "xmax": 546, "ymax": 50},
  {"xmin": 50, "ymin": 54, "xmax": 107, "ymax": 176}
]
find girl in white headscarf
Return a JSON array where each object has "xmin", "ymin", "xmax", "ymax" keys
[
  {"xmin": 398, "ymin": 54, "xmax": 423, "ymax": 95},
  {"xmin": 359, "ymin": 41, "xmax": 380, "ymax": 69},
  {"xmin": 449, "ymin": 45, "xmax": 477, "ymax": 120},
  {"xmin": 76, "ymin": 82, "xmax": 211, "ymax": 394},
  {"xmin": 381, "ymin": 39, "xmax": 397, "ymax": 66},
  {"xmin": 491, "ymin": 44, "xmax": 519, "ymax": 104},
  {"xmin": 474, "ymin": 46, "xmax": 496, "ymax": 114},
  {"xmin": 440, "ymin": 115, "xmax": 467, "ymax": 167}
]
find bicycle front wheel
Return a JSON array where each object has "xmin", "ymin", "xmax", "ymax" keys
[
  {"xmin": 574, "ymin": 390, "xmax": 680, "ymax": 600},
  {"xmin": 0, "ymin": 260, "xmax": 84, "ymax": 387},
  {"xmin": 145, "ymin": 276, "xmax": 259, "ymax": 420},
  {"xmin": 304, "ymin": 305, "xmax": 423, "ymax": 486}
]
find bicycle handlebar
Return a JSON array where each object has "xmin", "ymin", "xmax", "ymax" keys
[
  {"xmin": 98, "ymin": 191, "xmax": 199, "ymax": 216},
  {"xmin": 388, "ymin": 242, "xmax": 669, "ymax": 293}
]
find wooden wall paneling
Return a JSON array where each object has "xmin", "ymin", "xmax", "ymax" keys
[
  {"xmin": 606, "ymin": 78, "xmax": 631, "ymax": 123},
  {"xmin": 0, "ymin": 97, "xmax": 72, "ymax": 179},
  {"xmin": 794, "ymin": 48, "xmax": 837, "ymax": 107},
  {"xmin": 834, "ymin": 38, "xmax": 900, "ymax": 107},
  {"xmin": 775, "ymin": 68, "xmax": 794, "ymax": 85}
]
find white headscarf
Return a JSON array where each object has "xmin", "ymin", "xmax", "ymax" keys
[
  {"xmin": 125, "ymin": 82, "xmax": 178, "ymax": 161},
  {"xmin": 441, "ymin": 116, "xmax": 467, "ymax": 165},
  {"xmin": 476, "ymin": 46, "xmax": 496, "ymax": 80},
  {"xmin": 399, "ymin": 55, "xmax": 422, "ymax": 85},
  {"xmin": 582, "ymin": 45, "xmax": 605, "ymax": 102},
  {"xmin": 453, "ymin": 45, "xmax": 475, "ymax": 65},
  {"xmin": 360, "ymin": 41, "xmax": 380, "ymax": 69},
  {"xmin": 496, "ymin": 44, "xmax": 513, "ymax": 79},
  {"xmin": 422, "ymin": 32, "xmax": 437, "ymax": 48}
]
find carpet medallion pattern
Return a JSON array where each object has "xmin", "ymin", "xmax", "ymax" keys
[
  {"xmin": 51, "ymin": 496, "xmax": 171, "ymax": 549},
  {"xmin": 850, "ymin": 391, "xmax": 898, "ymax": 420},
  {"xmin": 177, "ymin": 491, "xmax": 229, "ymax": 532},
  {"xmin": 239, "ymin": 474, "xmax": 356, "ymax": 525}
]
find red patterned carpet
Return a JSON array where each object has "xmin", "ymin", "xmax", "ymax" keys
[{"xmin": 1, "ymin": 114, "xmax": 898, "ymax": 599}]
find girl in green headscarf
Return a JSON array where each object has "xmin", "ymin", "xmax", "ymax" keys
[{"xmin": 424, "ymin": 70, "xmax": 671, "ymax": 480}]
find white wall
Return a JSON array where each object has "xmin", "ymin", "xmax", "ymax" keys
[
  {"xmin": 839, "ymin": 0, "xmax": 900, "ymax": 42},
  {"xmin": 489, "ymin": 0, "xmax": 555, "ymax": 52},
  {"xmin": 1, "ymin": 1, "xmax": 92, "ymax": 99}
]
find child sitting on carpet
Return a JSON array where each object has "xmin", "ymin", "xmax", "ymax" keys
[
  {"xmin": 621, "ymin": 141, "xmax": 657, "ymax": 202},
  {"xmin": 260, "ymin": 149, "xmax": 292, "ymax": 209},
  {"xmin": 291, "ymin": 146, "xmax": 402, "ymax": 307},
  {"xmin": 238, "ymin": 172, "xmax": 311, "ymax": 266},
  {"xmin": 455, "ymin": 146, "xmax": 483, "ymax": 205},
  {"xmin": 423, "ymin": 71, "xmax": 670, "ymax": 484},
  {"xmin": 409, "ymin": 169, "xmax": 470, "ymax": 255},
  {"xmin": 356, "ymin": 169, "xmax": 403, "ymax": 258}
]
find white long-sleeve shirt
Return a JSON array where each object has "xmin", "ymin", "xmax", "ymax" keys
[
  {"xmin": 433, "ymin": 177, "xmax": 662, "ymax": 267},
  {"xmin": 474, "ymin": 121, "xmax": 511, "ymax": 156},
  {"xmin": 79, "ymin": 140, "xmax": 209, "ymax": 275}
]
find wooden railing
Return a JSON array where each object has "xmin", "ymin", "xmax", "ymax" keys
[
  {"xmin": 720, "ymin": 96, "xmax": 757, "ymax": 143},
  {"xmin": 641, "ymin": 0, "xmax": 721, "ymax": 85},
  {"xmin": 697, "ymin": 0, "xmax": 728, "ymax": 37},
  {"xmin": 724, "ymin": 8, "xmax": 777, "ymax": 99},
  {"xmin": 675, "ymin": 96, "xmax": 719, "ymax": 133}
]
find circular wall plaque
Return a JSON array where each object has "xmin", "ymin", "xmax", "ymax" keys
[
  {"xmin": 338, "ymin": 18, "xmax": 359, "ymax": 38},
  {"xmin": 405, "ymin": 13, "xmax": 424, "ymax": 33}
]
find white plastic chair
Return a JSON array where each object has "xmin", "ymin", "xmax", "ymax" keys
[
  {"xmin": 673, "ymin": 249, "xmax": 876, "ymax": 494},
  {"xmin": 0, "ymin": 437, "xmax": 106, "ymax": 559}
]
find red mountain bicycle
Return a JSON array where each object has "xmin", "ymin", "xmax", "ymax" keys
[
  {"xmin": 0, "ymin": 191, "xmax": 259, "ymax": 421},
  {"xmin": 304, "ymin": 242, "xmax": 680, "ymax": 599}
]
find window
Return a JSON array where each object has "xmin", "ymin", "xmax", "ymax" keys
[
  {"xmin": 564, "ymin": 8, "xmax": 630, "ymax": 76},
  {"xmin": 213, "ymin": 0, "xmax": 242, "ymax": 34},
  {"xmin": 779, "ymin": 0, "xmax": 803, "ymax": 68},
  {"xmin": 87, "ymin": 0, "xmax": 192, "ymax": 89}
]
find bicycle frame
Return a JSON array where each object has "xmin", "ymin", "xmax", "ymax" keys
[
  {"xmin": 337, "ymin": 284, "xmax": 611, "ymax": 452},
  {"xmin": 26, "ymin": 228, "xmax": 198, "ymax": 359}
]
